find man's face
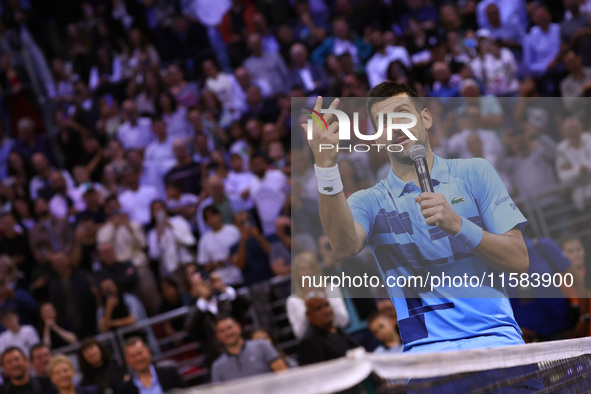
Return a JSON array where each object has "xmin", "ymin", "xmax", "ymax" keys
[
  {"xmin": 204, "ymin": 211, "xmax": 223, "ymax": 229},
  {"xmin": 31, "ymin": 347, "xmax": 51, "ymax": 375},
  {"xmin": 305, "ymin": 298, "xmax": 334, "ymax": 330},
  {"xmin": 82, "ymin": 344, "xmax": 103, "ymax": 368},
  {"xmin": 215, "ymin": 318, "xmax": 242, "ymax": 346},
  {"xmin": 32, "ymin": 154, "xmax": 48, "ymax": 174},
  {"xmin": 370, "ymin": 94, "xmax": 432, "ymax": 164},
  {"xmin": 1, "ymin": 313, "xmax": 19, "ymax": 332},
  {"xmin": 124, "ymin": 342, "xmax": 152, "ymax": 373},
  {"xmin": 2, "ymin": 350, "xmax": 28, "ymax": 381},
  {"xmin": 0, "ymin": 214, "xmax": 16, "ymax": 234},
  {"xmin": 369, "ymin": 316, "xmax": 395, "ymax": 343}
]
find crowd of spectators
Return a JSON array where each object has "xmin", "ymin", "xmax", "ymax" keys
[{"xmin": 0, "ymin": 0, "xmax": 591, "ymax": 390}]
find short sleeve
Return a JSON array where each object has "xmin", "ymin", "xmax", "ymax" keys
[
  {"xmin": 470, "ymin": 159, "xmax": 527, "ymax": 235},
  {"xmin": 537, "ymin": 238, "xmax": 572, "ymax": 273},
  {"xmin": 258, "ymin": 340, "xmax": 280, "ymax": 364},
  {"xmin": 347, "ymin": 190, "xmax": 374, "ymax": 242}
]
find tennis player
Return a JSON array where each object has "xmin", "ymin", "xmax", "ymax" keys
[{"xmin": 304, "ymin": 81, "xmax": 529, "ymax": 353}]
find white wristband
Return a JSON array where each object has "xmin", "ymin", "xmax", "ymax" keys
[{"xmin": 314, "ymin": 164, "xmax": 344, "ymax": 195}]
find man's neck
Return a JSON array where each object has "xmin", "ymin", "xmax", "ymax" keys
[
  {"xmin": 389, "ymin": 150, "xmax": 434, "ymax": 185},
  {"xmin": 11, "ymin": 374, "xmax": 30, "ymax": 386},
  {"xmin": 137, "ymin": 367, "xmax": 152, "ymax": 378},
  {"xmin": 226, "ymin": 337, "xmax": 245, "ymax": 355},
  {"xmin": 9, "ymin": 326, "xmax": 22, "ymax": 334}
]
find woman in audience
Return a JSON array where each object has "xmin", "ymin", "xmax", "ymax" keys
[
  {"xmin": 39, "ymin": 301, "xmax": 78, "ymax": 349},
  {"xmin": 48, "ymin": 354, "xmax": 100, "ymax": 394},
  {"xmin": 78, "ymin": 338, "xmax": 127, "ymax": 393},
  {"xmin": 286, "ymin": 251, "xmax": 350, "ymax": 339}
]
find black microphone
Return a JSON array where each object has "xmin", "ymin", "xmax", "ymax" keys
[{"xmin": 409, "ymin": 144, "xmax": 433, "ymax": 193}]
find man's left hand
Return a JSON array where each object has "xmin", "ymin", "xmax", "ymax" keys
[{"xmin": 415, "ymin": 192, "xmax": 462, "ymax": 235}]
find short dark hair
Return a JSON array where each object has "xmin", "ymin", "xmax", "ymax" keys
[
  {"xmin": 202, "ymin": 205, "xmax": 220, "ymax": 221},
  {"xmin": 367, "ymin": 81, "xmax": 423, "ymax": 131},
  {"xmin": 0, "ymin": 308, "xmax": 16, "ymax": 321},
  {"xmin": 367, "ymin": 311, "xmax": 391, "ymax": 326},
  {"xmin": 124, "ymin": 336, "xmax": 146, "ymax": 348},
  {"xmin": 78, "ymin": 339, "xmax": 111, "ymax": 377},
  {"xmin": 1, "ymin": 346, "xmax": 26, "ymax": 364},
  {"xmin": 30, "ymin": 343, "xmax": 50, "ymax": 359},
  {"xmin": 215, "ymin": 314, "xmax": 238, "ymax": 326}
]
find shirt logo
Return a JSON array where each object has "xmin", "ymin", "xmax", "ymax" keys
[
  {"xmin": 451, "ymin": 196, "xmax": 465, "ymax": 205},
  {"xmin": 323, "ymin": 186, "xmax": 334, "ymax": 193}
]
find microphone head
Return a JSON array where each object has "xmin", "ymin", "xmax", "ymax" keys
[{"xmin": 409, "ymin": 144, "xmax": 427, "ymax": 161}]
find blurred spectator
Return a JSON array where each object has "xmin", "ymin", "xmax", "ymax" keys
[
  {"xmin": 561, "ymin": 0, "xmax": 591, "ymax": 67},
  {"xmin": 186, "ymin": 273, "xmax": 249, "ymax": 367},
  {"xmin": 211, "ymin": 316, "xmax": 288, "ymax": 382},
  {"xmin": 47, "ymin": 354, "xmax": 99, "ymax": 394},
  {"xmin": 288, "ymin": 43, "xmax": 328, "ymax": 96},
  {"xmin": 203, "ymin": 59, "xmax": 246, "ymax": 116},
  {"xmin": 119, "ymin": 337, "xmax": 185, "ymax": 393},
  {"xmin": 165, "ymin": 16, "xmax": 211, "ymax": 69},
  {"xmin": 296, "ymin": 296, "xmax": 359, "ymax": 366},
  {"xmin": 155, "ymin": 92, "xmax": 191, "ymax": 142},
  {"xmin": 158, "ymin": 278, "xmax": 192, "ymax": 335},
  {"xmin": 196, "ymin": 175, "xmax": 239, "ymax": 235},
  {"xmin": 96, "ymin": 277, "xmax": 144, "ymax": 333},
  {"xmin": 197, "ymin": 205, "xmax": 242, "ymax": 286},
  {"xmin": 30, "ymin": 343, "xmax": 51, "ymax": 378},
  {"xmin": 287, "ymin": 252, "xmax": 349, "ymax": 339},
  {"xmin": 560, "ymin": 51, "xmax": 591, "ymax": 119},
  {"xmin": 78, "ymin": 339, "xmax": 126, "ymax": 394},
  {"xmin": 122, "ymin": 28, "xmax": 160, "ymax": 79},
  {"xmin": 116, "ymin": 100, "xmax": 153, "ymax": 151},
  {"xmin": 144, "ymin": 118, "xmax": 176, "ymax": 170},
  {"xmin": 29, "ymin": 153, "xmax": 74, "ymax": 201},
  {"xmin": 0, "ymin": 347, "xmax": 57, "ymax": 393},
  {"xmin": 243, "ymin": 33, "xmax": 289, "ymax": 97},
  {"xmin": 39, "ymin": 302, "xmax": 77, "ymax": 349},
  {"xmin": 479, "ymin": 3, "xmax": 524, "ymax": 48},
  {"xmin": 555, "ymin": 117, "xmax": 591, "ymax": 210},
  {"xmin": 368, "ymin": 312, "xmax": 403, "ymax": 354},
  {"xmin": 251, "ymin": 329, "xmax": 297, "ymax": 367},
  {"xmin": 147, "ymin": 200, "xmax": 196, "ymax": 280},
  {"xmin": 523, "ymin": 6, "xmax": 561, "ymax": 78},
  {"xmin": 476, "ymin": 0, "xmax": 527, "ymax": 38},
  {"xmin": 230, "ymin": 211, "xmax": 273, "ymax": 286},
  {"xmin": 118, "ymin": 167, "xmax": 159, "ymax": 226},
  {"xmin": 96, "ymin": 242, "xmax": 138, "ymax": 295},
  {"xmin": 167, "ymin": 64, "xmax": 199, "ymax": 108},
  {"xmin": 11, "ymin": 118, "xmax": 53, "ymax": 163},
  {"xmin": 88, "ymin": 46, "xmax": 123, "ymax": 93},
  {"xmin": 0, "ymin": 309, "xmax": 39, "ymax": 355},
  {"xmin": 0, "ymin": 258, "xmax": 38, "ymax": 331},
  {"xmin": 366, "ymin": 30, "xmax": 411, "ymax": 89},
  {"xmin": 0, "ymin": 213, "xmax": 35, "ymax": 286},
  {"xmin": 48, "ymin": 251, "xmax": 97, "ymax": 338},
  {"xmin": 164, "ymin": 139, "xmax": 203, "ymax": 196}
]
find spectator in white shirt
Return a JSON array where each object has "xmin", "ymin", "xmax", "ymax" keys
[
  {"xmin": 366, "ymin": 30, "xmax": 411, "ymax": 89},
  {"xmin": 556, "ymin": 117, "xmax": 591, "ymax": 211},
  {"xmin": 47, "ymin": 171, "xmax": 78, "ymax": 220},
  {"xmin": 29, "ymin": 153, "xmax": 75, "ymax": 201},
  {"xmin": 0, "ymin": 309, "xmax": 39, "ymax": 356},
  {"xmin": 117, "ymin": 100, "xmax": 153, "ymax": 151},
  {"xmin": 88, "ymin": 46, "xmax": 123, "ymax": 92},
  {"xmin": 197, "ymin": 205, "xmax": 243, "ymax": 286},
  {"xmin": 118, "ymin": 167, "xmax": 159, "ymax": 226},
  {"xmin": 247, "ymin": 154, "xmax": 287, "ymax": 236},
  {"xmin": 147, "ymin": 201, "xmax": 196, "ymax": 282},
  {"xmin": 224, "ymin": 154, "xmax": 255, "ymax": 211},
  {"xmin": 155, "ymin": 92, "xmax": 191, "ymax": 141},
  {"xmin": 203, "ymin": 59, "xmax": 246, "ymax": 116}
]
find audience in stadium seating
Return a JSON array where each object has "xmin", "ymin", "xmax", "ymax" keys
[
  {"xmin": 211, "ymin": 316, "xmax": 288, "ymax": 382},
  {"xmin": 297, "ymin": 296, "xmax": 360, "ymax": 366},
  {"xmin": 119, "ymin": 337, "xmax": 185, "ymax": 393},
  {"xmin": 0, "ymin": 347, "xmax": 58, "ymax": 393}
]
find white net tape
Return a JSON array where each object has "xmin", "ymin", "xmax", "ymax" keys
[{"xmin": 183, "ymin": 337, "xmax": 591, "ymax": 394}]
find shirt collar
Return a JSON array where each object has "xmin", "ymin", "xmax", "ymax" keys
[
  {"xmin": 132, "ymin": 364, "xmax": 159, "ymax": 389},
  {"xmin": 384, "ymin": 153, "xmax": 449, "ymax": 197}
]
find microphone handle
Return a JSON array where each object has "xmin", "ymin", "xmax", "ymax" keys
[{"xmin": 414, "ymin": 158, "xmax": 434, "ymax": 193}]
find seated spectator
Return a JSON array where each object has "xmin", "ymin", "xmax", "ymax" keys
[
  {"xmin": 97, "ymin": 277, "xmax": 144, "ymax": 333},
  {"xmin": 47, "ymin": 354, "xmax": 99, "ymax": 394},
  {"xmin": 164, "ymin": 139, "xmax": 203, "ymax": 196},
  {"xmin": 561, "ymin": 0, "xmax": 591, "ymax": 67},
  {"xmin": 155, "ymin": 92, "xmax": 191, "ymax": 142},
  {"xmin": 251, "ymin": 329, "xmax": 297, "ymax": 368},
  {"xmin": 48, "ymin": 251, "xmax": 97, "ymax": 338},
  {"xmin": 122, "ymin": 28, "xmax": 160, "ymax": 79},
  {"xmin": 147, "ymin": 201, "xmax": 196, "ymax": 281},
  {"xmin": 310, "ymin": 18, "xmax": 372, "ymax": 70},
  {"xmin": 230, "ymin": 211, "xmax": 273, "ymax": 286},
  {"xmin": 116, "ymin": 100, "xmax": 153, "ymax": 151},
  {"xmin": 47, "ymin": 171, "xmax": 78, "ymax": 220},
  {"xmin": 0, "ymin": 347, "xmax": 57, "ymax": 393},
  {"xmin": 158, "ymin": 278, "xmax": 193, "ymax": 334},
  {"xmin": 186, "ymin": 273, "xmax": 249, "ymax": 367},
  {"xmin": 288, "ymin": 43, "xmax": 328, "ymax": 96},
  {"xmin": 296, "ymin": 296, "xmax": 359, "ymax": 366},
  {"xmin": 165, "ymin": 181, "xmax": 199, "ymax": 228},
  {"xmin": 119, "ymin": 337, "xmax": 185, "ymax": 393},
  {"xmin": 0, "ymin": 212, "xmax": 35, "ymax": 287},
  {"xmin": 196, "ymin": 175, "xmax": 240, "ymax": 235},
  {"xmin": 11, "ymin": 118, "xmax": 53, "ymax": 167},
  {"xmin": 30, "ymin": 343, "xmax": 52, "ymax": 378},
  {"xmin": 78, "ymin": 339, "xmax": 126, "ymax": 393},
  {"xmin": 368, "ymin": 312, "xmax": 403, "ymax": 354},
  {"xmin": 224, "ymin": 154, "xmax": 255, "ymax": 211},
  {"xmin": 203, "ymin": 59, "xmax": 246, "ymax": 116},
  {"xmin": 70, "ymin": 214, "xmax": 99, "ymax": 271},
  {"xmin": 211, "ymin": 316, "xmax": 288, "ymax": 383},
  {"xmin": 0, "ymin": 261, "xmax": 38, "ymax": 331},
  {"xmin": 287, "ymin": 252, "xmax": 349, "ymax": 339},
  {"xmin": 269, "ymin": 216, "xmax": 294, "ymax": 276},
  {"xmin": 118, "ymin": 166, "xmax": 159, "ymax": 226},
  {"xmin": 39, "ymin": 302, "xmax": 77, "ymax": 349},
  {"xmin": 523, "ymin": 6, "xmax": 560, "ymax": 79},
  {"xmin": 242, "ymin": 33, "xmax": 289, "ymax": 97},
  {"xmin": 143, "ymin": 118, "xmax": 176, "ymax": 171},
  {"xmin": 480, "ymin": 3, "xmax": 524, "ymax": 48},
  {"xmin": 96, "ymin": 242, "xmax": 138, "ymax": 295},
  {"xmin": 197, "ymin": 206, "xmax": 243, "ymax": 286},
  {"xmin": 556, "ymin": 117, "xmax": 591, "ymax": 211},
  {"xmin": 560, "ymin": 51, "xmax": 591, "ymax": 121},
  {"xmin": 88, "ymin": 46, "xmax": 123, "ymax": 93},
  {"xmin": 167, "ymin": 64, "xmax": 199, "ymax": 108},
  {"xmin": 560, "ymin": 236, "xmax": 591, "ymax": 337},
  {"xmin": 0, "ymin": 309, "xmax": 40, "ymax": 355}
]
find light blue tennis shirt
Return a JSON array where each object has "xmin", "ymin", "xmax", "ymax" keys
[{"xmin": 348, "ymin": 154, "xmax": 527, "ymax": 353}]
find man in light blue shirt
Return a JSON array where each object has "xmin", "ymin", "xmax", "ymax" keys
[
  {"xmin": 523, "ymin": 6, "xmax": 561, "ymax": 77},
  {"xmin": 305, "ymin": 82, "xmax": 530, "ymax": 354}
]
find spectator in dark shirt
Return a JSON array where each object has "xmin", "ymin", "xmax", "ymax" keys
[
  {"xmin": 164, "ymin": 139, "xmax": 202, "ymax": 196},
  {"xmin": 10, "ymin": 117, "xmax": 53, "ymax": 163},
  {"xmin": 48, "ymin": 251, "xmax": 98, "ymax": 338},
  {"xmin": 158, "ymin": 278, "xmax": 192, "ymax": 334},
  {"xmin": 96, "ymin": 242, "xmax": 138, "ymax": 295},
  {"xmin": 78, "ymin": 338, "xmax": 126, "ymax": 394},
  {"xmin": 30, "ymin": 343, "xmax": 51, "ymax": 378},
  {"xmin": 39, "ymin": 302, "xmax": 77, "ymax": 350},
  {"xmin": 0, "ymin": 212, "xmax": 35, "ymax": 287},
  {"xmin": 119, "ymin": 337, "xmax": 185, "ymax": 394},
  {"xmin": 0, "ymin": 346, "xmax": 58, "ymax": 393},
  {"xmin": 297, "ymin": 296, "xmax": 359, "ymax": 366}
]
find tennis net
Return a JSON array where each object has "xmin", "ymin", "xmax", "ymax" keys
[{"xmin": 186, "ymin": 337, "xmax": 591, "ymax": 393}]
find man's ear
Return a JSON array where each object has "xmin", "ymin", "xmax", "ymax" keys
[{"xmin": 421, "ymin": 108, "xmax": 433, "ymax": 131}]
